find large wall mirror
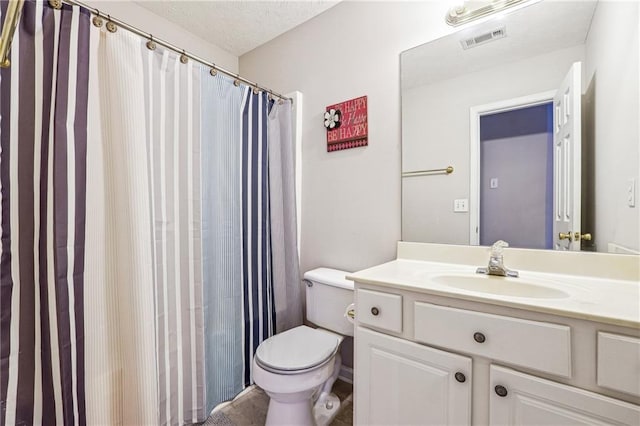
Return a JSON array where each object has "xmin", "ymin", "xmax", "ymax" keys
[{"xmin": 401, "ymin": 0, "xmax": 639, "ymax": 254}]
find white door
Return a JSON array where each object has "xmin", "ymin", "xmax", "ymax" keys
[
  {"xmin": 355, "ymin": 327, "xmax": 472, "ymax": 425},
  {"xmin": 490, "ymin": 365, "xmax": 640, "ymax": 425},
  {"xmin": 553, "ymin": 62, "xmax": 582, "ymax": 250}
]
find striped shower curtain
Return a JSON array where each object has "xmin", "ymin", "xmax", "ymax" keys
[
  {"xmin": 240, "ymin": 90, "xmax": 276, "ymax": 387},
  {"xmin": 200, "ymin": 76, "xmax": 294, "ymax": 413},
  {"xmin": 103, "ymin": 33, "xmax": 284, "ymax": 422},
  {"xmin": 0, "ymin": 2, "xmax": 96, "ymax": 424},
  {"xmin": 0, "ymin": 1, "xmax": 300, "ymax": 424},
  {"xmin": 200, "ymin": 72, "xmax": 247, "ymax": 412},
  {"xmin": 141, "ymin": 43, "xmax": 207, "ymax": 426}
]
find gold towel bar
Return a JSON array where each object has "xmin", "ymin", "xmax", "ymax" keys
[
  {"xmin": 402, "ymin": 166, "xmax": 454, "ymax": 178},
  {"xmin": 0, "ymin": 0, "xmax": 24, "ymax": 68}
]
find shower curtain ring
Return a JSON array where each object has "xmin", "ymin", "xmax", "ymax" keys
[
  {"xmin": 233, "ymin": 75, "xmax": 241, "ymax": 87},
  {"xmin": 106, "ymin": 15, "xmax": 117, "ymax": 33},
  {"xmin": 180, "ymin": 50, "xmax": 188, "ymax": 64},
  {"xmin": 49, "ymin": 0, "xmax": 62, "ymax": 10},
  {"xmin": 146, "ymin": 35, "xmax": 156, "ymax": 51},
  {"xmin": 210, "ymin": 66, "xmax": 217, "ymax": 76},
  {"xmin": 92, "ymin": 10, "xmax": 103, "ymax": 27},
  {"xmin": 252, "ymin": 86, "xmax": 259, "ymax": 95}
]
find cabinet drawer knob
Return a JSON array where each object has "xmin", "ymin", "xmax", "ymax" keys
[
  {"xmin": 494, "ymin": 385, "xmax": 508, "ymax": 397},
  {"xmin": 371, "ymin": 307, "xmax": 380, "ymax": 316},
  {"xmin": 454, "ymin": 372, "xmax": 466, "ymax": 383},
  {"xmin": 473, "ymin": 332, "xmax": 486, "ymax": 343}
]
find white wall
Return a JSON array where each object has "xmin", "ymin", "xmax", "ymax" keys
[
  {"xmin": 87, "ymin": 0, "xmax": 238, "ymax": 72},
  {"xmin": 239, "ymin": 0, "xmax": 639, "ymax": 272},
  {"xmin": 402, "ymin": 45, "xmax": 585, "ymax": 245},
  {"xmin": 240, "ymin": 1, "xmax": 455, "ymax": 273},
  {"xmin": 480, "ymin": 133, "xmax": 551, "ymax": 249},
  {"xmin": 585, "ymin": 0, "xmax": 639, "ymax": 252}
]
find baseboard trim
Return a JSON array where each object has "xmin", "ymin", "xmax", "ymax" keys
[{"xmin": 338, "ymin": 366, "xmax": 353, "ymax": 384}]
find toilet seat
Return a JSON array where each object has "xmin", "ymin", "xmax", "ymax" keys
[{"xmin": 255, "ymin": 326, "xmax": 343, "ymax": 375}]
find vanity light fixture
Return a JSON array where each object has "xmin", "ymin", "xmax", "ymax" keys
[{"xmin": 446, "ymin": 0, "xmax": 536, "ymax": 27}]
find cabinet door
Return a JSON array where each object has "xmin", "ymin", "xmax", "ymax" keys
[
  {"xmin": 355, "ymin": 327, "xmax": 472, "ymax": 425},
  {"xmin": 490, "ymin": 365, "xmax": 640, "ymax": 425}
]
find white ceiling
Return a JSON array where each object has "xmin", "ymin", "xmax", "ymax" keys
[
  {"xmin": 134, "ymin": 0, "xmax": 341, "ymax": 56},
  {"xmin": 401, "ymin": 0, "xmax": 598, "ymax": 89}
]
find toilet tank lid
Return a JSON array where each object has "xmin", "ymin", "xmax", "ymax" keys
[{"xmin": 303, "ymin": 268, "xmax": 354, "ymax": 290}]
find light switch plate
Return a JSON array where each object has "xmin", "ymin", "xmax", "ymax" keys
[
  {"xmin": 490, "ymin": 178, "xmax": 499, "ymax": 189},
  {"xmin": 454, "ymin": 199, "xmax": 468, "ymax": 212},
  {"xmin": 627, "ymin": 178, "xmax": 636, "ymax": 207}
]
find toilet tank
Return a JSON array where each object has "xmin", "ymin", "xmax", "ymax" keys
[{"xmin": 304, "ymin": 268, "xmax": 354, "ymax": 337}]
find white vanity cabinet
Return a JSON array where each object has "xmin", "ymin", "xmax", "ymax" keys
[
  {"xmin": 353, "ymin": 286, "xmax": 640, "ymax": 425},
  {"xmin": 490, "ymin": 365, "xmax": 640, "ymax": 425},
  {"xmin": 356, "ymin": 326, "xmax": 472, "ymax": 425}
]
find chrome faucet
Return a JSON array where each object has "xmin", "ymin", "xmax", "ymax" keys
[{"xmin": 476, "ymin": 240, "xmax": 519, "ymax": 278}]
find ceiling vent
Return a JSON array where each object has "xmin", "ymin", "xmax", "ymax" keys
[{"xmin": 460, "ymin": 26, "xmax": 507, "ymax": 50}]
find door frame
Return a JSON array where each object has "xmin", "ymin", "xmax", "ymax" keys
[
  {"xmin": 286, "ymin": 91, "xmax": 304, "ymax": 254},
  {"xmin": 469, "ymin": 90, "xmax": 556, "ymax": 245}
]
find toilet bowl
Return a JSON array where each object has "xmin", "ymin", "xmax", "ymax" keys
[
  {"xmin": 252, "ymin": 268, "xmax": 354, "ymax": 426},
  {"xmin": 253, "ymin": 326, "xmax": 343, "ymax": 425}
]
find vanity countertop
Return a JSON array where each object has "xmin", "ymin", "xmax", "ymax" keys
[{"xmin": 348, "ymin": 258, "xmax": 640, "ymax": 328}]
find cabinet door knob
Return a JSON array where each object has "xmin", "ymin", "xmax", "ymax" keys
[
  {"xmin": 454, "ymin": 372, "xmax": 466, "ymax": 383},
  {"xmin": 494, "ymin": 385, "xmax": 508, "ymax": 397},
  {"xmin": 371, "ymin": 307, "xmax": 380, "ymax": 316},
  {"xmin": 473, "ymin": 332, "xmax": 486, "ymax": 343}
]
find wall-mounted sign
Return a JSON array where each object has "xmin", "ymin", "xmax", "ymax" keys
[{"xmin": 325, "ymin": 96, "xmax": 368, "ymax": 152}]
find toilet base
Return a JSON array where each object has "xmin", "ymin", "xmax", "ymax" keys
[
  {"xmin": 265, "ymin": 396, "xmax": 316, "ymax": 426},
  {"xmin": 312, "ymin": 392, "xmax": 341, "ymax": 426},
  {"xmin": 264, "ymin": 392, "xmax": 341, "ymax": 426}
]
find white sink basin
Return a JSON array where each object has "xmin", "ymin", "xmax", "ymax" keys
[{"xmin": 431, "ymin": 274, "xmax": 570, "ymax": 299}]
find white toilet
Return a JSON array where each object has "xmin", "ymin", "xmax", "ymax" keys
[{"xmin": 252, "ymin": 268, "xmax": 354, "ymax": 426}]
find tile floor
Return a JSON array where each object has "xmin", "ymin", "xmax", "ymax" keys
[{"xmin": 203, "ymin": 379, "xmax": 353, "ymax": 426}]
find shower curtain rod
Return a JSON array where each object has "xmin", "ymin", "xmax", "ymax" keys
[
  {"xmin": 0, "ymin": 0, "xmax": 25, "ymax": 67},
  {"xmin": 54, "ymin": 0, "xmax": 292, "ymax": 102}
]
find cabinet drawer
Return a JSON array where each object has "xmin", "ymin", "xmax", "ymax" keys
[
  {"xmin": 414, "ymin": 302, "xmax": 571, "ymax": 377},
  {"xmin": 598, "ymin": 332, "xmax": 640, "ymax": 397},
  {"xmin": 357, "ymin": 289, "xmax": 402, "ymax": 333}
]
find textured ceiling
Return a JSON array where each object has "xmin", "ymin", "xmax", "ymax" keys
[{"xmin": 134, "ymin": 0, "xmax": 340, "ymax": 56}]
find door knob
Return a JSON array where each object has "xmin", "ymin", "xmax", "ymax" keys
[
  {"xmin": 573, "ymin": 232, "xmax": 592, "ymax": 241},
  {"xmin": 558, "ymin": 232, "xmax": 573, "ymax": 241}
]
